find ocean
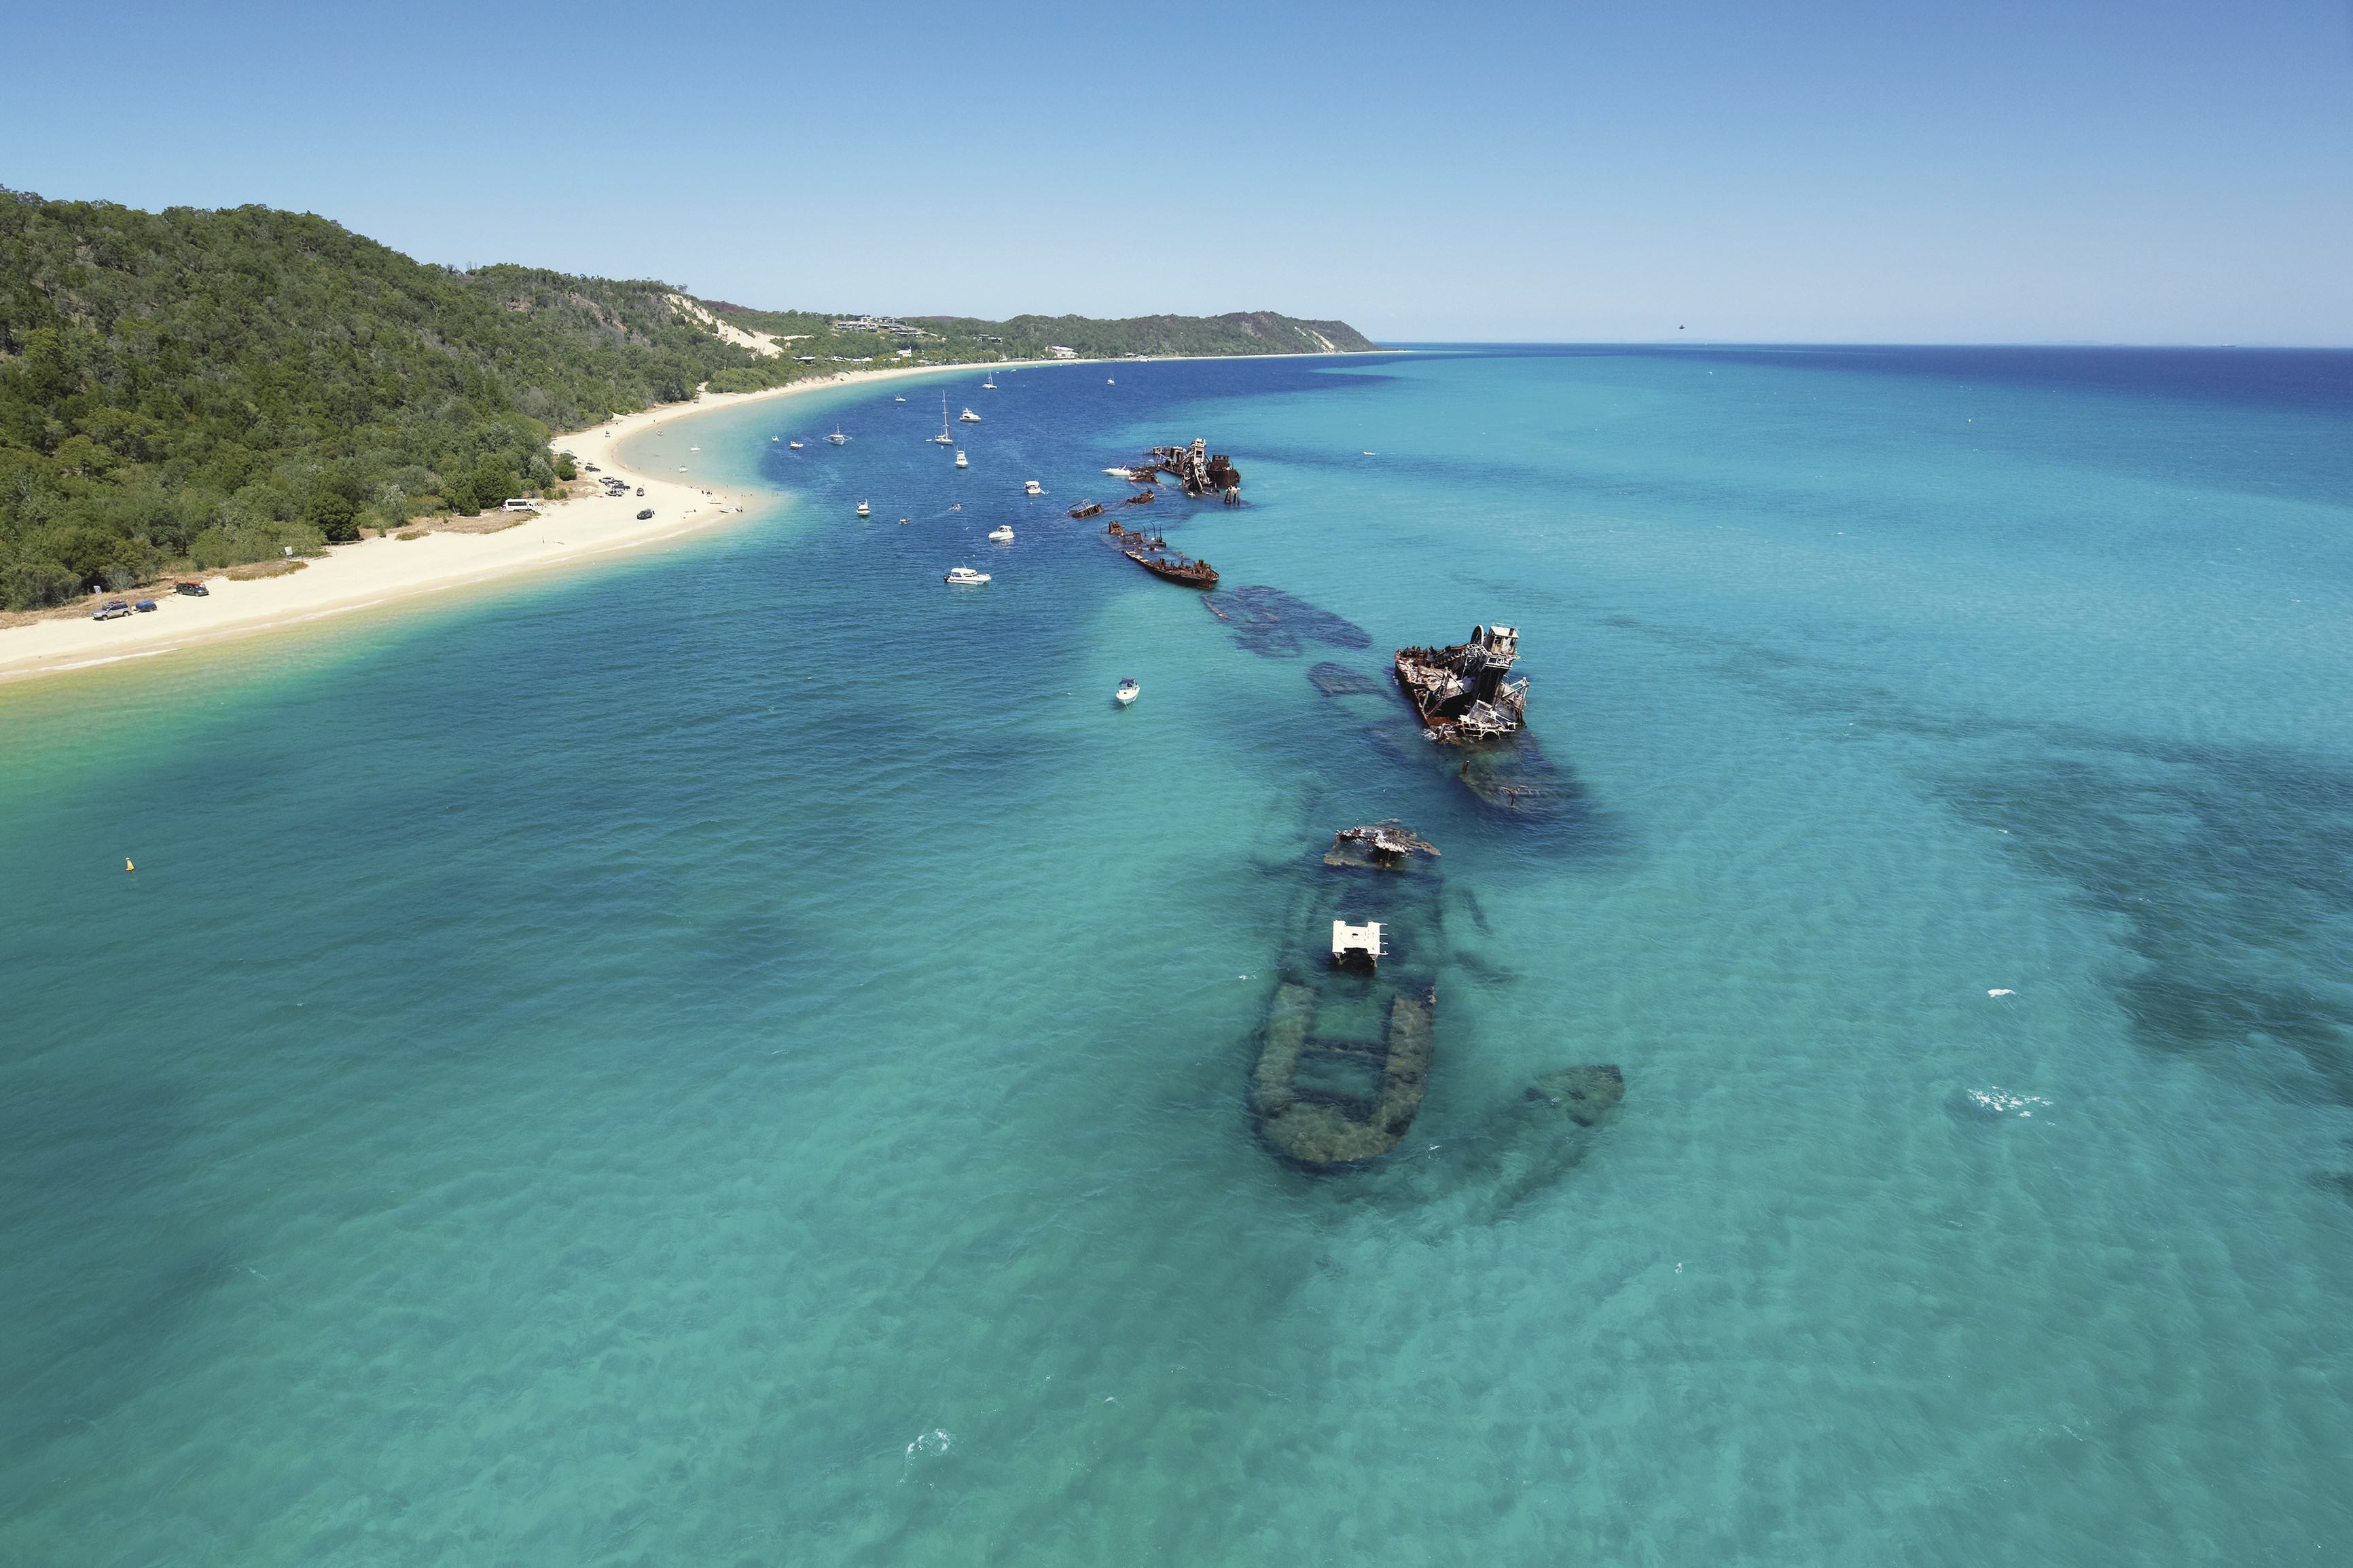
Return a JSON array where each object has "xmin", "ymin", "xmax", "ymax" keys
[{"xmin": 3, "ymin": 344, "xmax": 2350, "ymax": 1565}]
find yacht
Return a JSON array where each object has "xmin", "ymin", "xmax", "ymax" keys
[
  {"xmin": 789, "ymin": 439, "xmax": 803, "ymax": 448},
  {"xmin": 931, "ymin": 394, "xmax": 955, "ymax": 445},
  {"xmin": 829, "ymin": 429, "xmax": 848, "ymax": 445},
  {"xmin": 895, "ymin": 396, "xmax": 906, "ymax": 403},
  {"xmin": 856, "ymin": 500, "xmax": 869, "ymax": 517},
  {"xmin": 1023, "ymin": 480, "xmax": 1044, "ymax": 496},
  {"xmin": 959, "ymin": 407, "xmax": 982, "ymax": 422},
  {"xmin": 988, "ymin": 525, "xmax": 1014, "ymax": 541},
  {"xmin": 982, "ymin": 375, "xmax": 996, "ymax": 389},
  {"xmin": 944, "ymin": 566, "xmax": 990, "ymax": 585},
  {"xmin": 1116, "ymin": 679, "xmax": 1140, "ymax": 706},
  {"xmin": 954, "ymin": 450, "xmax": 968, "ymax": 469}
]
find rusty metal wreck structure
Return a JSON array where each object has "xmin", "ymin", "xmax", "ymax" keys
[
  {"xmin": 1126, "ymin": 438, "xmax": 1244, "ymax": 504},
  {"xmin": 1104, "ymin": 519, "xmax": 1217, "ymax": 587},
  {"xmin": 1395, "ymin": 624, "xmax": 1528, "ymax": 744}
]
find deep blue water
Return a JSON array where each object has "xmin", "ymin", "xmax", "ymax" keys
[{"xmin": 4, "ymin": 346, "xmax": 2351, "ymax": 1565}]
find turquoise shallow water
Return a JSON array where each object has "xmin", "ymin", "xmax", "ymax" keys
[{"xmin": 5, "ymin": 346, "xmax": 2352, "ymax": 1565}]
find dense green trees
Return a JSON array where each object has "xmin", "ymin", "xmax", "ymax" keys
[
  {"xmin": 0, "ymin": 186, "xmax": 1378, "ymax": 613},
  {"xmin": 0, "ymin": 190, "xmax": 795, "ymax": 608}
]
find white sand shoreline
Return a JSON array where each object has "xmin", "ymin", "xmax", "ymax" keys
[{"xmin": 0, "ymin": 350, "xmax": 1387, "ymax": 687}]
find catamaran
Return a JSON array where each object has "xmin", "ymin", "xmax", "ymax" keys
[{"xmin": 828, "ymin": 428, "xmax": 848, "ymax": 445}]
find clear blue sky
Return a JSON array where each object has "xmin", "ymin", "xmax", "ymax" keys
[{"xmin": 7, "ymin": 0, "xmax": 2350, "ymax": 342}]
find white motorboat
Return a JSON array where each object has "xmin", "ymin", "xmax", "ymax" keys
[
  {"xmin": 944, "ymin": 566, "xmax": 990, "ymax": 585},
  {"xmin": 959, "ymin": 407, "xmax": 981, "ymax": 422},
  {"xmin": 1115, "ymin": 679, "xmax": 1140, "ymax": 706},
  {"xmin": 789, "ymin": 440, "xmax": 803, "ymax": 448},
  {"xmin": 857, "ymin": 501, "xmax": 870, "ymax": 516},
  {"xmin": 895, "ymin": 396, "xmax": 906, "ymax": 402},
  {"xmin": 829, "ymin": 429, "xmax": 848, "ymax": 445},
  {"xmin": 954, "ymin": 450, "xmax": 968, "ymax": 469},
  {"xmin": 772, "ymin": 436, "xmax": 779, "ymax": 442},
  {"xmin": 1102, "ymin": 467, "xmax": 1135, "ymax": 479},
  {"xmin": 1107, "ymin": 378, "xmax": 1115, "ymax": 384},
  {"xmin": 1023, "ymin": 480, "xmax": 1044, "ymax": 495},
  {"xmin": 988, "ymin": 525, "xmax": 1014, "ymax": 541},
  {"xmin": 931, "ymin": 394, "xmax": 955, "ymax": 445}
]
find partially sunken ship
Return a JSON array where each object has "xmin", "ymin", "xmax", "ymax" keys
[
  {"xmin": 1104, "ymin": 519, "xmax": 1217, "ymax": 587},
  {"xmin": 1251, "ymin": 823, "xmax": 1443, "ymax": 1165},
  {"xmin": 1111, "ymin": 439, "xmax": 1243, "ymax": 503},
  {"xmin": 1395, "ymin": 624, "xmax": 1528, "ymax": 743}
]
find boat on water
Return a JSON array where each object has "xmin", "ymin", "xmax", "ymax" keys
[
  {"xmin": 1122, "ymin": 489, "xmax": 1156, "ymax": 505},
  {"xmin": 1115, "ymin": 679, "xmax": 1139, "ymax": 706},
  {"xmin": 1024, "ymin": 480, "xmax": 1045, "ymax": 496},
  {"xmin": 955, "ymin": 450, "xmax": 968, "ymax": 469},
  {"xmin": 959, "ymin": 407, "xmax": 982, "ymax": 422},
  {"xmin": 988, "ymin": 525, "xmax": 1014, "ymax": 541},
  {"xmin": 829, "ymin": 429, "xmax": 848, "ymax": 445},
  {"xmin": 931, "ymin": 393, "xmax": 955, "ymax": 445},
  {"xmin": 944, "ymin": 566, "xmax": 990, "ymax": 585},
  {"xmin": 857, "ymin": 501, "xmax": 870, "ymax": 517},
  {"xmin": 789, "ymin": 440, "xmax": 803, "ymax": 448},
  {"xmin": 895, "ymin": 396, "xmax": 906, "ymax": 403},
  {"xmin": 1068, "ymin": 500, "xmax": 1104, "ymax": 518},
  {"xmin": 772, "ymin": 436, "xmax": 779, "ymax": 442},
  {"xmin": 1252, "ymin": 824, "xmax": 1443, "ymax": 1165}
]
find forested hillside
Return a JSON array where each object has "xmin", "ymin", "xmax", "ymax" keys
[
  {"xmin": 909, "ymin": 311, "xmax": 1380, "ymax": 359},
  {"xmin": 0, "ymin": 187, "xmax": 1377, "ymax": 610}
]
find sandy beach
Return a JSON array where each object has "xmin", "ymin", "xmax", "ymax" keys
[{"xmin": 0, "ymin": 352, "xmax": 1379, "ymax": 686}]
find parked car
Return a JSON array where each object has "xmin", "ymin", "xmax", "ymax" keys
[
  {"xmin": 91, "ymin": 599, "xmax": 131, "ymax": 620},
  {"xmin": 584, "ymin": 463, "xmax": 601, "ymax": 472},
  {"xmin": 636, "ymin": 508, "xmax": 655, "ymax": 519},
  {"xmin": 174, "ymin": 580, "xmax": 209, "ymax": 596},
  {"xmin": 133, "ymin": 600, "xmax": 157, "ymax": 613}
]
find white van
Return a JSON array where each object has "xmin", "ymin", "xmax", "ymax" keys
[{"xmin": 501, "ymin": 498, "xmax": 541, "ymax": 513}]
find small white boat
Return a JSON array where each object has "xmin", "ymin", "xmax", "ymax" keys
[
  {"xmin": 829, "ymin": 429, "xmax": 848, "ymax": 445},
  {"xmin": 954, "ymin": 450, "xmax": 968, "ymax": 469},
  {"xmin": 1102, "ymin": 467, "xmax": 1135, "ymax": 479},
  {"xmin": 1023, "ymin": 480, "xmax": 1044, "ymax": 495},
  {"xmin": 1116, "ymin": 679, "xmax": 1140, "ymax": 706},
  {"xmin": 944, "ymin": 566, "xmax": 990, "ymax": 585},
  {"xmin": 856, "ymin": 501, "xmax": 870, "ymax": 516},
  {"xmin": 895, "ymin": 397, "xmax": 906, "ymax": 403},
  {"xmin": 789, "ymin": 440, "xmax": 803, "ymax": 448},
  {"xmin": 772, "ymin": 436, "xmax": 780, "ymax": 442},
  {"xmin": 982, "ymin": 376, "xmax": 996, "ymax": 389},
  {"xmin": 959, "ymin": 407, "xmax": 981, "ymax": 422},
  {"xmin": 1107, "ymin": 378, "xmax": 1115, "ymax": 384},
  {"xmin": 988, "ymin": 525, "xmax": 1014, "ymax": 541}
]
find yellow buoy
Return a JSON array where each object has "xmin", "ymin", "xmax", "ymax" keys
[{"xmin": 126, "ymin": 858, "xmax": 134, "ymax": 871}]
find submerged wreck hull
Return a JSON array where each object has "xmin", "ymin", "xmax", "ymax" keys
[{"xmin": 1251, "ymin": 831, "xmax": 1445, "ymax": 1166}]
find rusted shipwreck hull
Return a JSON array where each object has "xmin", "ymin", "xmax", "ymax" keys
[
  {"xmin": 1395, "ymin": 623, "xmax": 1528, "ymax": 743},
  {"xmin": 1252, "ymin": 825, "xmax": 1443, "ymax": 1165},
  {"xmin": 1126, "ymin": 438, "xmax": 1244, "ymax": 503},
  {"xmin": 1105, "ymin": 520, "xmax": 1217, "ymax": 587}
]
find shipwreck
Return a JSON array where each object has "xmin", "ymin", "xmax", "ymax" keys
[
  {"xmin": 1116, "ymin": 438, "xmax": 1244, "ymax": 504},
  {"xmin": 1251, "ymin": 823, "xmax": 1443, "ymax": 1166},
  {"xmin": 1395, "ymin": 623, "xmax": 1528, "ymax": 744},
  {"xmin": 1104, "ymin": 519, "xmax": 1217, "ymax": 588}
]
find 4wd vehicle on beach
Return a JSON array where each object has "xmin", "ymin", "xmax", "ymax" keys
[
  {"xmin": 91, "ymin": 599, "xmax": 130, "ymax": 620},
  {"xmin": 175, "ymin": 580, "xmax": 209, "ymax": 596},
  {"xmin": 637, "ymin": 509, "xmax": 654, "ymax": 519}
]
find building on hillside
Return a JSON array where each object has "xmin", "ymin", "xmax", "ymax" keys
[{"xmin": 1047, "ymin": 346, "xmax": 1079, "ymax": 359}]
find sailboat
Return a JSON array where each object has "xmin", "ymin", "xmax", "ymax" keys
[
  {"xmin": 829, "ymin": 427, "xmax": 848, "ymax": 445},
  {"xmin": 931, "ymin": 393, "xmax": 954, "ymax": 445},
  {"xmin": 982, "ymin": 373, "xmax": 996, "ymax": 389}
]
